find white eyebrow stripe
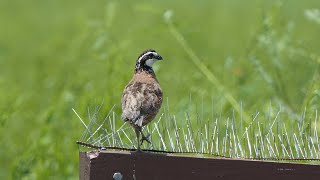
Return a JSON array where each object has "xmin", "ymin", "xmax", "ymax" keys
[{"xmin": 138, "ymin": 52, "xmax": 158, "ymax": 62}]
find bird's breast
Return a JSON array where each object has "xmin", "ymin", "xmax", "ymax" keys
[
  {"xmin": 121, "ymin": 71, "xmax": 163, "ymax": 126},
  {"xmin": 132, "ymin": 71, "xmax": 159, "ymax": 84}
]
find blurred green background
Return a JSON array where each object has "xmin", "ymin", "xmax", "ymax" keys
[{"xmin": 1, "ymin": 0, "xmax": 320, "ymax": 179}]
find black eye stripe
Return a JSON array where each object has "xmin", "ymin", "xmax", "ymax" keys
[
  {"xmin": 142, "ymin": 56, "xmax": 152, "ymax": 63},
  {"xmin": 140, "ymin": 54, "xmax": 154, "ymax": 62}
]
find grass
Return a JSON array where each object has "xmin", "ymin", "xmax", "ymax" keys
[
  {"xmin": 75, "ymin": 100, "xmax": 320, "ymax": 162},
  {"xmin": 1, "ymin": 0, "xmax": 320, "ymax": 179}
]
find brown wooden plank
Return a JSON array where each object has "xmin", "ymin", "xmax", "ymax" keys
[{"xmin": 79, "ymin": 151, "xmax": 320, "ymax": 180}]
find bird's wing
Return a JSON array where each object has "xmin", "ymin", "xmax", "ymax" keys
[
  {"xmin": 121, "ymin": 81, "xmax": 163, "ymax": 126},
  {"xmin": 139, "ymin": 83, "xmax": 163, "ymax": 115},
  {"xmin": 121, "ymin": 81, "xmax": 143, "ymax": 123}
]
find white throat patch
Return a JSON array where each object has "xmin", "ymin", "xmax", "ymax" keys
[{"xmin": 145, "ymin": 58, "xmax": 157, "ymax": 67}]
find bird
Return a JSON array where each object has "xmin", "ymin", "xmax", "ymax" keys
[{"xmin": 121, "ymin": 49, "xmax": 163, "ymax": 151}]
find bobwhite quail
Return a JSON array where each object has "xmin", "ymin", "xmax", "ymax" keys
[{"xmin": 121, "ymin": 49, "xmax": 163, "ymax": 151}]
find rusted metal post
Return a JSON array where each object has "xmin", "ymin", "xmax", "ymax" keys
[{"xmin": 80, "ymin": 151, "xmax": 320, "ymax": 180}]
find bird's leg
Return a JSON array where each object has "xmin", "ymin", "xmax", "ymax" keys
[
  {"xmin": 135, "ymin": 128, "xmax": 141, "ymax": 152},
  {"xmin": 139, "ymin": 128, "xmax": 152, "ymax": 146}
]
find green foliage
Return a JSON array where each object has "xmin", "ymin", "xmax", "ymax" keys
[{"xmin": 0, "ymin": 0, "xmax": 320, "ymax": 179}]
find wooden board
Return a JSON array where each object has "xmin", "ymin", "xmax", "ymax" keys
[{"xmin": 80, "ymin": 151, "xmax": 320, "ymax": 180}]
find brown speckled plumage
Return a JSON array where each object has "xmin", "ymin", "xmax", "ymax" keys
[{"xmin": 121, "ymin": 49, "xmax": 163, "ymax": 151}]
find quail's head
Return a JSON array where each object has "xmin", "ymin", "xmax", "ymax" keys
[{"xmin": 135, "ymin": 49, "xmax": 163, "ymax": 72}]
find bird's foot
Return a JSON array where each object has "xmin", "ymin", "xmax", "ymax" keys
[
  {"xmin": 140, "ymin": 133, "xmax": 152, "ymax": 146},
  {"xmin": 135, "ymin": 148, "xmax": 142, "ymax": 153}
]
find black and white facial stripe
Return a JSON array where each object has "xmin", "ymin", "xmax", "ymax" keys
[{"xmin": 135, "ymin": 49, "xmax": 163, "ymax": 72}]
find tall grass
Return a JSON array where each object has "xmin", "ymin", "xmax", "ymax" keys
[{"xmin": 75, "ymin": 100, "xmax": 320, "ymax": 163}]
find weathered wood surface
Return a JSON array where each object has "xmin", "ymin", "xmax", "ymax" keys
[{"xmin": 80, "ymin": 151, "xmax": 320, "ymax": 180}]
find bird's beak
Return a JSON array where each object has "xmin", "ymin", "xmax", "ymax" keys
[{"xmin": 156, "ymin": 55, "xmax": 163, "ymax": 60}]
